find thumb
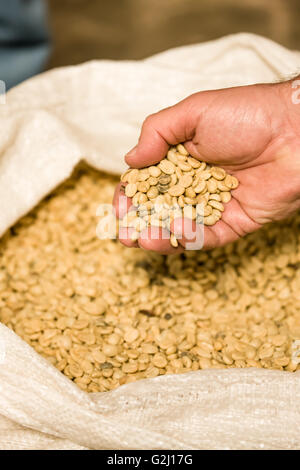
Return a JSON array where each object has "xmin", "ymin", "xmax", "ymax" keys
[{"xmin": 125, "ymin": 96, "xmax": 199, "ymax": 168}]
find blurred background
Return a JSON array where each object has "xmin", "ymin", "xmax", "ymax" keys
[
  {"xmin": 1, "ymin": 0, "xmax": 299, "ymax": 89},
  {"xmin": 48, "ymin": 0, "xmax": 300, "ymax": 68}
]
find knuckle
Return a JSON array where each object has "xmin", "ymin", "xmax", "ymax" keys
[{"xmin": 142, "ymin": 113, "xmax": 157, "ymax": 129}]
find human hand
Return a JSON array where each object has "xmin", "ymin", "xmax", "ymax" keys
[{"xmin": 113, "ymin": 80, "xmax": 300, "ymax": 253}]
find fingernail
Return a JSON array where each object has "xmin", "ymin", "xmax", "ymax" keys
[{"xmin": 126, "ymin": 145, "xmax": 137, "ymax": 158}]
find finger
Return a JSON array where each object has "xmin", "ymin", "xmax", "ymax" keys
[
  {"xmin": 202, "ymin": 221, "xmax": 239, "ymax": 249},
  {"xmin": 118, "ymin": 226, "xmax": 139, "ymax": 248},
  {"xmin": 221, "ymin": 197, "xmax": 261, "ymax": 237},
  {"xmin": 183, "ymin": 140, "xmax": 249, "ymax": 172},
  {"xmin": 125, "ymin": 97, "xmax": 198, "ymax": 168},
  {"xmin": 170, "ymin": 217, "xmax": 204, "ymax": 250},
  {"xmin": 138, "ymin": 226, "xmax": 184, "ymax": 254},
  {"xmin": 113, "ymin": 183, "xmax": 133, "ymax": 219},
  {"xmin": 169, "ymin": 215, "xmax": 237, "ymax": 250},
  {"xmin": 200, "ymin": 198, "xmax": 261, "ymax": 249},
  {"xmin": 182, "ymin": 140, "xmax": 205, "ymax": 161},
  {"xmin": 113, "ymin": 185, "xmax": 182, "ymax": 252}
]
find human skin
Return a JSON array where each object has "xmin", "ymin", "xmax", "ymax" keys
[{"xmin": 113, "ymin": 79, "xmax": 300, "ymax": 254}]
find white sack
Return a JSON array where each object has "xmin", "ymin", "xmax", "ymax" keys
[{"xmin": 0, "ymin": 33, "xmax": 299, "ymax": 449}]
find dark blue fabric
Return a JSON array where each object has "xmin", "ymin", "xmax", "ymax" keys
[{"xmin": 0, "ymin": 0, "xmax": 51, "ymax": 89}]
